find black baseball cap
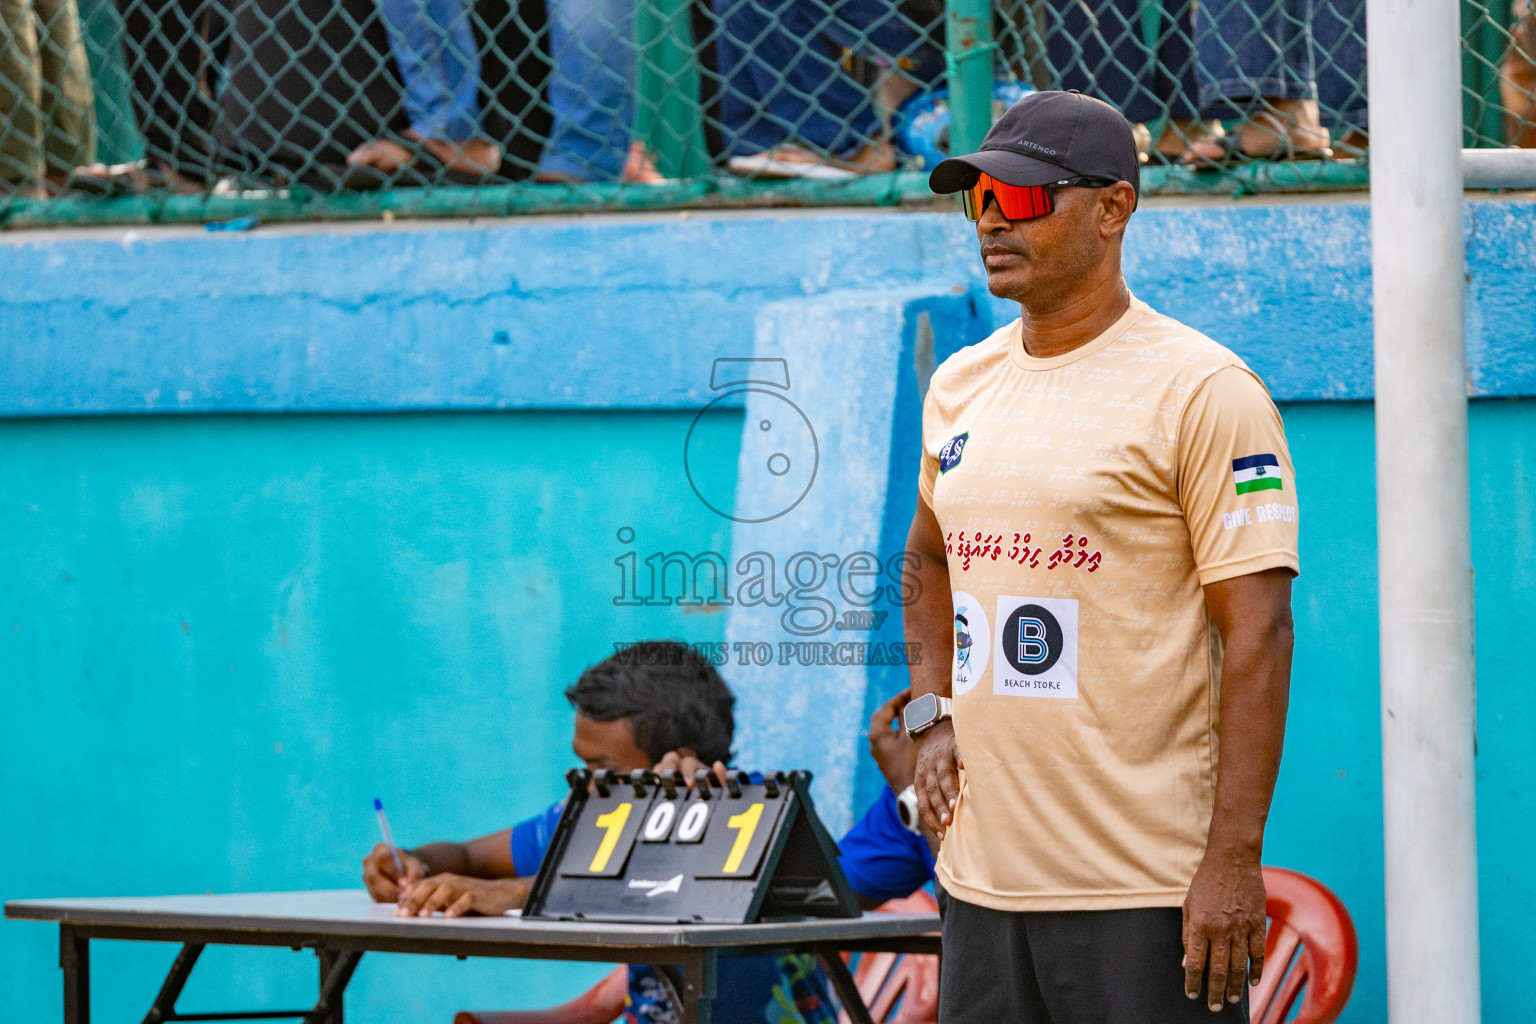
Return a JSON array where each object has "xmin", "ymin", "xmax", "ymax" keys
[{"xmin": 929, "ymin": 90, "xmax": 1140, "ymax": 205}]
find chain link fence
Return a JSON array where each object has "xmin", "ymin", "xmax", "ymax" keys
[{"xmin": 1, "ymin": 0, "xmax": 1533, "ymax": 224}]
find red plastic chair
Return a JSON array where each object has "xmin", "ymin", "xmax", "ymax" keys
[
  {"xmin": 454, "ymin": 964, "xmax": 628, "ymax": 1024},
  {"xmin": 1250, "ymin": 867, "xmax": 1358, "ymax": 1024},
  {"xmin": 836, "ymin": 891, "xmax": 940, "ymax": 1024}
]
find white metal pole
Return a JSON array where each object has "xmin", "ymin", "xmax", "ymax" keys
[{"xmin": 1366, "ymin": 0, "xmax": 1482, "ymax": 1017}]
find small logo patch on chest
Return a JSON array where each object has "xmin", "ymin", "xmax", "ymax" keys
[{"xmin": 939, "ymin": 431, "xmax": 970, "ymax": 474}]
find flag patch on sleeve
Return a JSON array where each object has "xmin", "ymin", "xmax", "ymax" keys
[{"xmin": 1232, "ymin": 454, "xmax": 1284, "ymax": 494}]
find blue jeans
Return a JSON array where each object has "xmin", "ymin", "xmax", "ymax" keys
[
  {"xmin": 712, "ymin": 0, "xmax": 942, "ymax": 157},
  {"xmin": 1195, "ymin": 0, "xmax": 1366, "ymax": 125},
  {"xmin": 1046, "ymin": 0, "xmax": 1199, "ymax": 123},
  {"xmin": 537, "ymin": 0, "xmax": 634, "ymax": 180},
  {"xmin": 376, "ymin": 0, "xmax": 482, "ymax": 141}
]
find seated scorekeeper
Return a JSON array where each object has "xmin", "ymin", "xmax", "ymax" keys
[{"xmin": 362, "ymin": 640, "xmax": 843, "ymax": 1024}]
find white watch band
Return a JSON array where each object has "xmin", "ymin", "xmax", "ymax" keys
[{"xmin": 895, "ymin": 785, "xmax": 922, "ymax": 834}]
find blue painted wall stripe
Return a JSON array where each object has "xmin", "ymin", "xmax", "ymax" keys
[{"xmin": 4, "ymin": 200, "xmax": 1535, "ymax": 416}]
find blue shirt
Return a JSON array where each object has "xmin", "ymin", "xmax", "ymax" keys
[
  {"xmin": 510, "ymin": 801, "xmax": 836, "ymax": 1024},
  {"xmin": 836, "ymin": 787, "xmax": 937, "ymax": 904}
]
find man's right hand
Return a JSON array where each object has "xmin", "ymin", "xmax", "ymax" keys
[
  {"xmin": 362, "ymin": 842, "xmax": 427, "ymax": 902},
  {"xmin": 913, "ymin": 720, "xmax": 962, "ymax": 840},
  {"xmin": 652, "ymin": 748, "xmax": 729, "ymax": 788}
]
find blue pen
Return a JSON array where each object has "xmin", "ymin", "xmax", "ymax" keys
[{"xmin": 373, "ymin": 798, "xmax": 407, "ymax": 880}]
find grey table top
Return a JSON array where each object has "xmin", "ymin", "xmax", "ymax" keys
[{"xmin": 5, "ymin": 889, "xmax": 940, "ymax": 949}]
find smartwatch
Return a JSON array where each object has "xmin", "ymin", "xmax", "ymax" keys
[
  {"xmin": 902, "ymin": 692, "xmax": 953, "ymax": 740},
  {"xmin": 895, "ymin": 785, "xmax": 922, "ymax": 834}
]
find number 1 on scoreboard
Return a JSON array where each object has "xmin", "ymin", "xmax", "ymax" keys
[
  {"xmin": 589, "ymin": 803, "xmax": 632, "ymax": 873},
  {"xmin": 723, "ymin": 803, "xmax": 764, "ymax": 874}
]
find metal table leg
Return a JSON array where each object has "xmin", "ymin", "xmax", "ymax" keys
[
  {"xmin": 142, "ymin": 943, "xmax": 206, "ymax": 1024},
  {"xmin": 60, "ymin": 926, "xmax": 89, "ymax": 1024},
  {"xmin": 304, "ymin": 950, "xmax": 362, "ymax": 1024},
  {"xmin": 675, "ymin": 949, "xmax": 716, "ymax": 1024},
  {"xmin": 820, "ymin": 952, "xmax": 876, "ymax": 1024}
]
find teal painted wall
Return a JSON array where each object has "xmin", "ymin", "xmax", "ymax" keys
[
  {"xmin": 5, "ymin": 400, "xmax": 1533, "ymax": 1023},
  {"xmin": 0, "ymin": 409, "xmax": 742, "ymax": 1023},
  {"xmin": 1263, "ymin": 399, "xmax": 1535, "ymax": 1024},
  {"xmin": 4, "ymin": 203, "xmax": 1536, "ymax": 1023}
]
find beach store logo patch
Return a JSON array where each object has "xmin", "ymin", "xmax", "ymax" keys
[
  {"xmin": 939, "ymin": 431, "xmax": 969, "ymax": 474},
  {"xmin": 950, "ymin": 591, "xmax": 990, "ymax": 696},
  {"xmin": 994, "ymin": 596, "xmax": 1078, "ymax": 699},
  {"xmin": 1232, "ymin": 454, "xmax": 1283, "ymax": 495}
]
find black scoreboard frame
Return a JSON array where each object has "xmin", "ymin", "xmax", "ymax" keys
[{"xmin": 522, "ymin": 768, "xmax": 862, "ymax": 925}]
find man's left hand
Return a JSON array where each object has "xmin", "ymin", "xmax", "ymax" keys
[
  {"xmin": 1182, "ymin": 850, "xmax": 1267, "ymax": 1012},
  {"xmin": 395, "ymin": 874, "xmax": 531, "ymax": 918},
  {"xmin": 869, "ymin": 688, "xmax": 918, "ymax": 793}
]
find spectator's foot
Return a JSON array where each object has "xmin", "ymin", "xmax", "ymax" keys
[
  {"xmin": 622, "ymin": 142, "xmax": 666, "ymax": 184},
  {"xmin": 727, "ymin": 140, "xmax": 898, "ymax": 180},
  {"xmin": 407, "ymin": 132, "xmax": 502, "ymax": 177},
  {"xmin": 1182, "ymin": 100, "xmax": 1332, "ymax": 163},
  {"xmin": 1, "ymin": 179, "xmax": 49, "ymax": 199},
  {"xmin": 344, "ymin": 134, "xmax": 502, "ymax": 188},
  {"xmin": 1140, "ymin": 119, "xmax": 1225, "ymax": 164},
  {"xmin": 62, "ymin": 161, "xmax": 203, "ymax": 196},
  {"xmin": 1333, "ymin": 127, "xmax": 1369, "ymax": 159}
]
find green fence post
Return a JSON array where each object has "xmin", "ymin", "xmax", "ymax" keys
[
  {"xmin": 634, "ymin": 0, "xmax": 711, "ymax": 180},
  {"xmin": 945, "ymin": 0, "xmax": 994, "ymax": 156}
]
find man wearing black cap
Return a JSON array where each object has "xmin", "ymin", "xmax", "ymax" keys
[{"xmin": 901, "ymin": 91, "xmax": 1299, "ymax": 1021}]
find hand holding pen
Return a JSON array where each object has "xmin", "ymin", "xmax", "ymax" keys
[{"xmin": 362, "ymin": 799, "xmax": 427, "ymax": 903}]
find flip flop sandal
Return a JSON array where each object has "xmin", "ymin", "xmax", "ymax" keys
[
  {"xmin": 1179, "ymin": 134, "xmax": 1243, "ymax": 168},
  {"xmin": 1142, "ymin": 147, "xmax": 1190, "ymax": 166},
  {"xmin": 60, "ymin": 165, "xmax": 170, "ymax": 197},
  {"xmin": 1180, "ymin": 133, "xmax": 1334, "ymax": 167},
  {"xmin": 339, "ymin": 139, "xmax": 502, "ymax": 190}
]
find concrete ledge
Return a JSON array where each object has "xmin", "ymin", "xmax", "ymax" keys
[{"xmin": 1, "ymin": 200, "xmax": 1534, "ymax": 417}]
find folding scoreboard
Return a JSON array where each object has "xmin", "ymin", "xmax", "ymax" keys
[{"xmin": 522, "ymin": 768, "xmax": 861, "ymax": 924}]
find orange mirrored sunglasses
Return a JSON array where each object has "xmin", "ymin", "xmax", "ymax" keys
[{"xmin": 960, "ymin": 172, "xmax": 1112, "ymax": 222}]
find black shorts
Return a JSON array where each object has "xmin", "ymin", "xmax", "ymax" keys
[{"xmin": 937, "ymin": 886, "xmax": 1250, "ymax": 1024}]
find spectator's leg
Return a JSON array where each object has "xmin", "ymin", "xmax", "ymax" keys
[
  {"xmin": 817, "ymin": 0, "xmax": 940, "ymax": 155},
  {"xmin": 744, "ymin": 0, "xmax": 875, "ymax": 155},
  {"xmin": 1503, "ymin": 0, "xmax": 1536, "ymax": 145},
  {"xmin": 34, "ymin": 0, "xmax": 97, "ymax": 178},
  {"xmin": 353, "ymin": 0, "xmax": 500, "ymax": 176},
  {"xmin": 711, "ymin": 0, "xmax": 795, "ymax": 155},
  {"xmin": 1313, "ymin": 0, "xmax": 1366, "ymax": 138},
  {"xmin": 536, "ymin": 0, "xmax": 634, "ymax": 180},
  {"xmin": 1154, "ymin": 0, "xmax": 1199, "ymax": 121},
  {"xmin": 114, "ymin": 0, "xmax": 220, "ymax": 180},
  {"xmin": 1194, "ymin": 0, "xmax": 1297, "ymax": 115},
  {"xmin": 1189, "ymin": 0, "xmax": 1328, "ymax": 158},
  {"xmin": 376, "ymin": 0, "xmax": 483, "ymax": 142},
  {"xmin": 1, "ymin": 0, "xmax": 46, "ymax": 187},
  {"xmin": 1044, "ymin": 0, "xmax": 1153, "ymax": 120},
  {"xmin": 1144, "ymin": 0, "xmax": 1221, "ymax": 158}
]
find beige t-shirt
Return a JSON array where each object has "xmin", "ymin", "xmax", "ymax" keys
[{"xmin": 920, "ymin": 296, "xmax": 1299, "ymax": 912}]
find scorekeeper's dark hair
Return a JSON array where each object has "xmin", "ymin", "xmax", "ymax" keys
[{"xmin": 564, "ymin": 641, "xmax": 736, "ymax": 765}]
